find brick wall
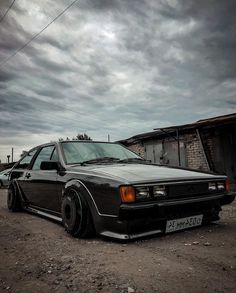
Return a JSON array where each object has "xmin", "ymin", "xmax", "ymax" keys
[
  {"xmin": 184, "ymin": 132, "xmax": 209, "ymax": 171},
  {"xmin": 125, "ymin": 131, "xmax": 210, "ymax": 171},
  {"xmin": 200, "ymin": 130, "xmax": 218, "ymax": 172},
  {"xmin": 127, "ymin": 143, "xmax": 145, "ymax": 158}
]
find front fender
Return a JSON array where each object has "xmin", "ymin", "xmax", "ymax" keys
[{"xmin": 63, "ymin": 179, "xmax": 102, "ymax": 221}]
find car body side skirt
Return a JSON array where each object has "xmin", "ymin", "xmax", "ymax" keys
[{"xmin": 26, "ymin": 206, "xmax": 62, "ymax": 222}]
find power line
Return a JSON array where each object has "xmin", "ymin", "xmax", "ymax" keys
[
  {"xmin": 0, "ymin": 0, "xmax": 79, "ymax": 68},
  {"xmin": 0, "ymin": 0, "xmax": 16, "ymax": 24}
]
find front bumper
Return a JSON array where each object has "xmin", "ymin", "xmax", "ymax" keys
[
  {"xmin": 99, "ymin": 193, "xmax": 235, "ymax": 240},
  {"xmin": 220, "ymin": 192, "xmax": 235, "ymax": 205}
]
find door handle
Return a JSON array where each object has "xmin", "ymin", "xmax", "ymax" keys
[{"xmin": 25, "ymin": 173, "xmax": 31, "ymax": 179}]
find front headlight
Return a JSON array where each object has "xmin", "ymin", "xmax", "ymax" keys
[
  {"xmin": 217, "ymin": 182, "xmax": 225, "ymax": 191},
  {"xmin": 153, "ymin": 185, "xmax": 167, "ymax": 197},
  {"xmin": 208, "ymin": 182, "xmax": 217, "ymax": 191},
  {"xmin": 135, "ymin": 186, "xmax": 150, "ymax": 200}
]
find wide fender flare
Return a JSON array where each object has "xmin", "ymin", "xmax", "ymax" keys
[
  {"xmin": 63, "ymin": 179, "xmax": 99, "ymax": 220},
  {"xmin": 9, "ymin": 179, "xmax": 25, "ymax": 202}
]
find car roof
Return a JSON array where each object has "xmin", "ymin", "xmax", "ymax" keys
[
  {"xmin": 35, "ymin": 140, "xmax": 116, "ymax": 146},
  {"xmin": 27, "ymin": 141, "xmax": 118, "ymax": 153}
]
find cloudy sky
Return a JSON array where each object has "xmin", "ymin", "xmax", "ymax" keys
[{"xmin": 0, "ymin": 0, "xmax": 236, "ymax": 162}]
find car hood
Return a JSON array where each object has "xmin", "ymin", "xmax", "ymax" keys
[{"xmin": 68, "ymin": 163, "xmax": 224, "ymax": 184}]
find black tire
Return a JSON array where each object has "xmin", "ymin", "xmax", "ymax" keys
[
  {"xmin": 0, "ymin": 181, "xmax": 2, "ymax": 189},
  {"xmin": 62, "ymin": 188, "xmax": 95, "ymax": 238},
  {"xmin": 7, "ymin": 184, "xmax": 21, "ymax": 212}
]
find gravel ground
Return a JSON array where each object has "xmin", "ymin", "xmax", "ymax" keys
[{"xmin": 0, "ymin": 189, "xmax": 235, "ymax": 293}]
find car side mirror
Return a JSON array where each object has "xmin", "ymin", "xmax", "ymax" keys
[{"xmin": 40, "ymin": 161, "xmax": 60, "ymax": 171}]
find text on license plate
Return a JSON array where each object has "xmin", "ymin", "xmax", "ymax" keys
[{"xmin": 166, "ymin": 214, "xmax": 203, "ymax": 233}]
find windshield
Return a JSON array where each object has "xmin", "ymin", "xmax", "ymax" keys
[{"xmin": 61, "ymin": 142, "xmax": 141, "ymax": 164}]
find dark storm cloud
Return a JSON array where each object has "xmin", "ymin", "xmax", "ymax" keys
[
  {"xmin": 0, "ymin": 69, "xmax": 17, "ymax": 82},
  {"xmin": 81, "ymin": 0, "xmax": 121, "ymax": 11},
  {"xmin": 37, "ymin": 35, "xmax": 71, "ymax": 50},
  {"xmin": 0, "ymin": 93, "xmax": 34, "ymax": 112},
  {"xmin": 33, "ymin": 55, "xmax": 75, "ymax": 74},
  {"xmin": 0, "ymin": 10, "xmax": 31, "ymax": 55},
  {"xmin": 0, "ymin": 0, "xmax": 236, "ymax": 161},
  {"xmin": 0, "ymin": 91, "xmax": 66, "ymax": 113},
  {"xmin": 160, "ymin": 0, "xmax": 236, "ymax": 81}
]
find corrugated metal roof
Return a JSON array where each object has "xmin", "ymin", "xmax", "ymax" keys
[
  {"xmin": 155, "ymin": 113, "xmax": 236, "ymax": 131},
  {"xmin": 119, "ymin": 113, "xmax": 236, "ymax": 144}
]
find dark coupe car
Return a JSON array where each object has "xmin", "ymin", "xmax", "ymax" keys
[{"xmin": 8, "ymin": 141, "xmax": 235, "ymax": 240}]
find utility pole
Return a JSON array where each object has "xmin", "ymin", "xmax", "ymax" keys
[
  {"xmin": 7, "ymin": 155, "xmax": 10, "ymax": 163},
  {"xmin": 108, "ymin": 134, "xmax": 110, "ymax": 142},
  {"xmin": 11, "ymin": 147, "xmax": 14, "ymax": 162}
]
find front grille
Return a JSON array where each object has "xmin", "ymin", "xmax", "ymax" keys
[{"xmin": 167, "ymin": 182, "xmax": 209, "ymax": 198}]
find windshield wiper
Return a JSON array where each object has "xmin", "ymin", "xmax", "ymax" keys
[
  {"xmin": 118, "ymin": 158, "xmax": 149, "ymax": 163},
  {"xmin": 80, "ymin": 157, "xmax": 120, "ymax": 165}
]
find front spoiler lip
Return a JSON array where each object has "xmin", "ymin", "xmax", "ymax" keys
[
  {"xmin": 100, "ymin": 229, "xmax": 163, "ymax": 240},
  {"xmin": 120, "ymin": 193, "xmax": 225, "ymax": 211}
]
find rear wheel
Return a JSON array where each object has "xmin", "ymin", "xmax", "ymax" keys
[
  {"xmin": 7, "ymin": 184, "xmax": 21, "ymax": 212},
  {"xmin": 62, "ymin": 188, "xmax": 94, "ymax": 238}
]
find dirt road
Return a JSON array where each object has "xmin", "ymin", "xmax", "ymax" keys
[{"xmin": 0, "ymin": 189, "xmax": 235, "ymax": 293}]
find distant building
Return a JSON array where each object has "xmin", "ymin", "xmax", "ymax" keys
[{"xmin": 119, "ymin": 113, "xmax": 236, "ymax": 191}]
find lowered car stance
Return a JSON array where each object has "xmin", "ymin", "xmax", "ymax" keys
[{"xmin": 8, "ymin": 141, "xmax": 235, "ymax": 240}]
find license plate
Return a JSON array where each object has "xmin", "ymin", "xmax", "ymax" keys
[{"xmin": 166, "ymin": 214, "xmax": 203, "ymax": 233}]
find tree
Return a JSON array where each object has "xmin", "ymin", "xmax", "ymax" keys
[
  {"xmin": 58, "ymin": 133, "xmax": 92, "ymax": 141},
  {"xmin": 73, "ymin": 133, "xmax": 92, "ymax": 141}
]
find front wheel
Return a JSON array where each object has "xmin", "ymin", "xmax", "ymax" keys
[
  {"xmin": 61, "ymin": 188, "xmax": 95, "ymax": 238},
  {"xmin": 7, "ymin": 184, "xmax": 21, "ymax": 212}
]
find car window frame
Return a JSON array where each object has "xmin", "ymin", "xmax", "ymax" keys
[
  {"xmin": 13, "ymin": 147, "xmax": 40, "ymax": 170},
  {"xmin": 30, "ymin": 144, "xmax": 57, "ymax": 171},
  {"xmin": 50, "ymin": 147, "xmax": 59, "ymax": 162}
]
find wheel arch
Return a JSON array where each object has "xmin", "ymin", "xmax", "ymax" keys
[
  {"xmin": 9, "ymin": 179, "xmax": 25, "ymax": 202},
  {"xmin": 63, "ymin": 179, "xmax": 99, "ymax": 221},
  {"xmin": 9, "ymin": 179, "xmax": 17, "ymax": 192},
  {"xmin": 7, "ymin": 179, "xmax": 22, "ymax": 211}
]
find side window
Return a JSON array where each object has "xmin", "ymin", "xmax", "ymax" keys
[
  {"xmin": 51, "ymin": 148, "xmax": 59, "ymax": 161},
  {"xmin": 15, "ymin": 149, "xmax": 37, "ymax": 169},
  {"xmin": 32, "ymin": 146, "xmax": 55, "ymax": 170}
]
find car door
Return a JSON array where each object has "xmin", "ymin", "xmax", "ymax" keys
[
  {"xmin": 10, "ymin": 149, "xmax": 39, "ymax": 198},
  {"xmin": 23, "ymin": 145, "xmax": 61, "ymax": 212}
]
